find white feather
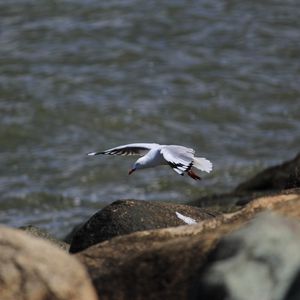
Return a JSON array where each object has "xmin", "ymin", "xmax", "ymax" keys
[
  {"xmin": 192, "ymin": 157, "xmax": 213, "ymax": 173},
  {"xmin": 175, "ymin": 212, "xmax": 197, "ymax": 225}
]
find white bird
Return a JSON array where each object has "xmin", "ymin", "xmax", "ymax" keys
[{"xmin": 88, "ymin": 143, "xmax": 212, "ymax": 180}]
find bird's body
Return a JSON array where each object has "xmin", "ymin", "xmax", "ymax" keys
[{"xmin": 88, "ymin": 143, "xmax": 212, "ymax": 180}]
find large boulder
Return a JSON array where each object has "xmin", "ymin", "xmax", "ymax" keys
[
  {"xmin": 235, "ymin": 152, "xmax": 300, "ymax": 192},
  {"xmin": 76, "ymin": 191, "xmax": 300, "ymax": 300},
  {"xmin": 0, "ymin": 226, "xmax": 98, "ymax": 300},
  {"xmin": 191, "ymin": 212, "xmax": 300, "ymax": 300},
  {"xmin": 69, "ymin": 199, "xmax": 217, "ymax": 253}
]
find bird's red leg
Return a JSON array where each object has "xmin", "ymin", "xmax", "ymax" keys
[{"xmin": 187, "ymin": 169, "xmax": 201, "ymax": 180}]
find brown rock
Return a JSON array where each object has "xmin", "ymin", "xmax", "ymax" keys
[
  {"xmin": 0, "ymin": 226, "xmax": 98, "ymax": 300},
  {"xmin": 69, "ymin": 199, "xmax": 217, "ymax": 253},
  {"xmin": 76, "ymin": 190, "xmax": 300, "ymax": 300}
]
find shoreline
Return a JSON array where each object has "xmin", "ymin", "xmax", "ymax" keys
[{"xmin": 0, "ymin": 152, "xmax": 299, "ymax": 300}]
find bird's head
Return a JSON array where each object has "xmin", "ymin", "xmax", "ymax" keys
[{"xmin": 128, "ymin": 159, "xmax": 144, "ymax": 175}]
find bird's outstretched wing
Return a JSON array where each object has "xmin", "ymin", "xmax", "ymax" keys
[
  {"xmin": 160, "ymin": 145, "xmax": 195, "ymax": 175},
  {"xmin": 88, "ymin": 143, "xmax": 159, "ymax": 156}
]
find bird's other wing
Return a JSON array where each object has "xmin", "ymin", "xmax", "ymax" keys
[
  {"xmin": 88, "ymin": 143, "xmax": 159, "ymax": 156},
  {"xmin": 160, "ymin": 145, "xmax": 195, "ymax": 175}
]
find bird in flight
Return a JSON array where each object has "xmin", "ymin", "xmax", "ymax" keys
[{"xmin": 88, "ymin": 143, "xmax": 212, "ymax": 180}]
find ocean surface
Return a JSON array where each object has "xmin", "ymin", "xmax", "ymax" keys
[{"xmin": 1, "ymin": 0, "xmax": 299, "ymax": 237}]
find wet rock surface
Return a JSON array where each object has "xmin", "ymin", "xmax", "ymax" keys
[
  {"xmin": 0, "ymin": 226, "xmax": 98, "ymax": 300},
  {"xmin": 69, "ymin": 199, "xmax": 217, "ymax": 253}
]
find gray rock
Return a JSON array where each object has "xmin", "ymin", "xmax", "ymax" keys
[
  {"xmin": 191, "ymin": 212, "xmax": 300, "ymax": 300},
  {"xmin": 69, "ymin": 199, "xmax": 217, "ymax": 253}
]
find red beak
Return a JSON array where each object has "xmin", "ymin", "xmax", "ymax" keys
[{"xmin": 128, "ymin": 168, "xmax": 136, "ymax": 175}]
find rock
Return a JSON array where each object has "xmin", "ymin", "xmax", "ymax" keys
[
  {"xmin": 64, "ymin": 223, "xmax": 83, "ymax": 244},
  {"xmin": 76, "ymin": 192, "xmax": 300, "ymax": 300},
  {"xmin": 0, "ymin": 226, "xmax": 98, "ymax": 300},
  {"xmin": 235, "ymin": 152, "xmax": 300, "ymax": 192},
  {"xmin": 69, "ymin": 199, "xmax": 217, "ymax": 253},
  {"xmin": 188, "ymin": 191, "xmax": 262, "ymax": 210},
  {"xmin": 76, "ymin": 223, "xmax": 217, "ymax": 300},
  {"xmin": 284, "ymin": 270, "xmax": 300, "ymax": 300},
  {"xmin": 190, "ymin": 152, "xmax": 300, "ymax": 208},
  {"xmin": 19, "ymin": 225, "xmax": 70, "ymax": 251},
  {"xmin": 191, "ymin": 212, "xmax": 300, "ymax": 300}
]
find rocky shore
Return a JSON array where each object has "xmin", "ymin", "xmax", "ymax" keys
[{"xmin": 1, "ymin": 152, "xmax": 300, "ymax": 300}]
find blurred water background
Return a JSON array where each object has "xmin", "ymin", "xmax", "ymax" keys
[{"xmin": 0, "ymin": 0, "xmax": 299, "ymax": 237}]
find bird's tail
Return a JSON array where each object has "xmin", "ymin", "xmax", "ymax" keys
[{"xmin": 192, "ymin": 157, "xmax": 213, "ymax": 173}]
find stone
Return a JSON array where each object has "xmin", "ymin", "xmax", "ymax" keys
[
  {"xmin": 20, "ymin": 225, "xmax": 69, "ymax": 251},
  {"xmin": 190, "ymin": 152, "xmax": 300, "ymax": 208},
  {"xmin": 0, "ymin": 226, "xmax": 98, "ymax": 300},
  {"xmin": 191, "ymin": 212, "xmax": 300, "ymax": 300},
  {"xmin": 235, "ymin": 152, "xmax": 300, "ymax": 192},
  {"xmin": 76, "ymin": 192, "xmax": 300, "ymax": 300},
  {"xmin": 69, "ymin": 199, "xmax": 217, "ymax": 253},
  {"xmin": 64, "ymin": 223, "xmax": 83, "ymax": 244}
]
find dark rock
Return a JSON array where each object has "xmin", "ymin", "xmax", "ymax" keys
[
  {"xmin": 188, "ymin": 191, "xmax": 261, "ymax": 210},
  {"xmin": 235, "ymin": 188, "xmax": 300, "ymax": 206},
  {"xmin": 69, "ymin": 199, "xmax": 217, "ymax": 253},
  {"xmin": 285, "ymin": 269, "xmax": 300, "ymax": 300},
  {"xmin": 19, "ymin": 225, "xmax": 69, "ymax": 251},
  {"xmin": 0, "ymin": 226, "xmax": 98, "ymax": 300},
  {"xmin": 191, "ymin": 212, "xmax": 300, "ymax": 300},
  {"xmin": 76, "ymin": 192, "xmax": 300, "ymax": 300},
  {"xmin": 64, "ymin": 223, "xmax": 83, "ymax": 244},
  {"xmin": 235, "ymin": 152, "xmax": 300, "ymax": 193},
  {"xmin": 190, "ymin": 153, "xmax": 300, "ymax": 208}
]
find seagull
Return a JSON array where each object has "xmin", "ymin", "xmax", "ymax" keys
[{"xmin": 88, "ymin": 143, "xmax": 212, "ymax": 180}]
